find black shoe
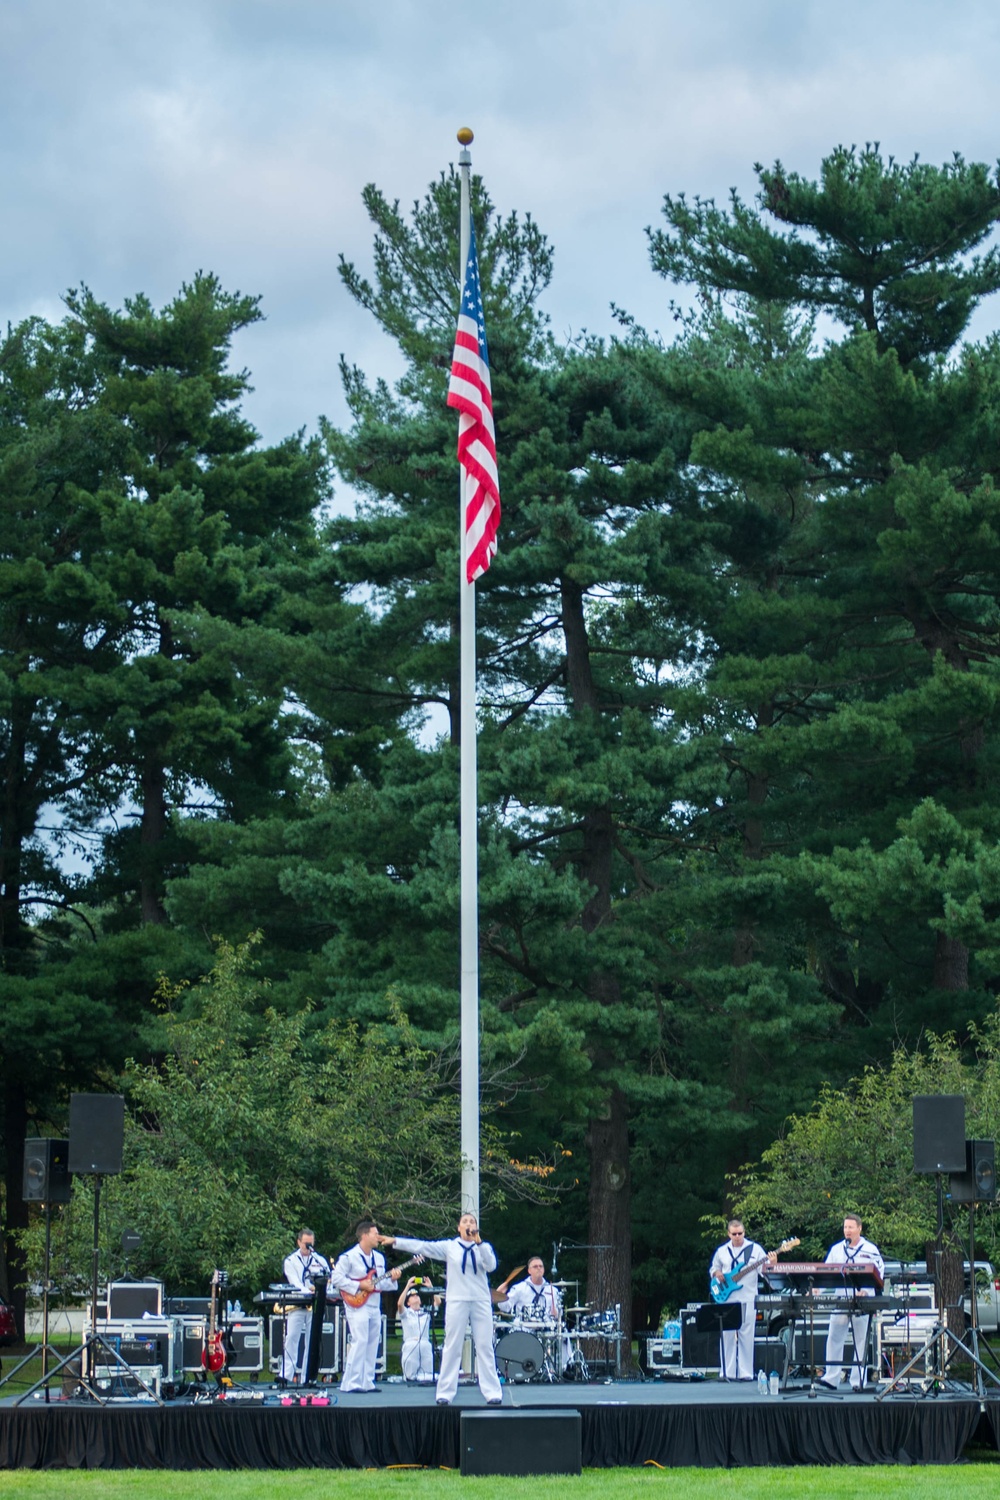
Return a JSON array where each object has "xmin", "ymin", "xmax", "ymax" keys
[
  {"xmin": 436, "ymin": 1398, "xmax": 450, "ymax": 1406},
  {"xmin": 487, "ymin": 1398, "xmax": 502, "ymax": 1406},
  {"xmin": 817, "ymin": 1379, "xmax": 839, "ymax": 1391}
]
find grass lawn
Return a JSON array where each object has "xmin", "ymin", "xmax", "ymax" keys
[
  {"xmin": 3, "ymin": 1342, "xmax": 999, "ymax": 1496},
  {"xmin": 1, "ymin": 1468, "xmax": 1000, "ymax": 1499}
]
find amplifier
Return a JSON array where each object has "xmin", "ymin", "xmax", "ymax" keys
[
  {"xmin": 92, "ymin": 1365, "xmax": 162, "ymax": 1399},
  {"xmin": 680, "ymin": 1307, "xmax": 721, "ymax": 1371},
  {"xmin": 90, "ymin": 1319, "xmax": 178, "ymax": 1383},
  {"xmin": 108, "ymin": 1282, "xmax": 164, "ymax": 1319}
]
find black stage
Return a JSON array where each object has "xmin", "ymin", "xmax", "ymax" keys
[{"xmin": 2, "ymin": 1379, "xmax": 1000, "ymax": 1469}]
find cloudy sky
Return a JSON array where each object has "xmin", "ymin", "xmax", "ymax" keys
[{"xmin": 3, "ymin": 0, "xmax": 1000, "ymax": 459}]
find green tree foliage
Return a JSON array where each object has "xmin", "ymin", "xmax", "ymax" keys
[
  {"xmin": 0, "ymin": 278, "xmax": 331, "ymax": 1328},
  {"xmin": 23, "ymin": 939, "xmax": 463, "ymax": 1298},
  {"xmin": 732, "ymin": 1023, "xmax": 1000, "ymax": 1265}
]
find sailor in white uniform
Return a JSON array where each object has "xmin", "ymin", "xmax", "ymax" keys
[
  {"xmin": 819, "ymin": 1214, "xmax": 885, "ymax": 1391},
  {"xmin": 708, "ymin": 1220, "xmax": 774, "ymax": 1380},
  {"xmin": 331, "ymin": 1218, "xmax": 402, "ymax": 1393},
  {"xmin": 396, "ymin": 1275, "xmax": 441, "ymax": 1381},
  {"xmin": 382, "ymin": 1213, "xmax": 503, "ymax": 1405},
  {"xmin": 280, "ymin": 1228, "xmax": 330, "ymax": 1382}
]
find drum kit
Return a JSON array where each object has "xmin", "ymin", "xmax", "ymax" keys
[{"xmin": 492, "ymin": 1281, "xmax": 622, "ymax": 1383}]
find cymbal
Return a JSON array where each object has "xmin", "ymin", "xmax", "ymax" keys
[
  {"xmin": 551, "ymin": 1280, "xmax": 578, "ymax": 1289},
  {"xmin": 566, "ymin": 1304, "xmax": 590, "ymax": 1313}
]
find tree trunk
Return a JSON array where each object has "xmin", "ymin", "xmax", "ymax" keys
[
  {"xmin": 3, "ymin": 1076, "xmax": 28, "ymax": 1337},
  {"xmin": 926, "ymin": 1237, "xmax": 965, "ymax": 1339},
  {"xmin": 560, "ymin": 575, "xmax": 634, "ymax": 1356},
  {"xmin": 586, "ymin": 1085, "xmax": 632, "ymax": 1346},
  {"xmin": 139, "ymin": 755, "xmax": 168, "ymax": 925},
  {"xmin": 933, "ymin": 933, "xmax": 969, "ymax": 992}
]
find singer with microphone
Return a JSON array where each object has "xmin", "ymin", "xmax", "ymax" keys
[
  {"xmin": 280, "ymin": 1227, "xmax": 330, "ymax": 1383},
  {"xmin": 818, "ymin": 1214, "xmax": 885, "ymax": 1392}
]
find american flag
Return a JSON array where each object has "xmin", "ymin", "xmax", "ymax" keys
[{"xmin": 448, "ymin": 222, "xmax": 500, "ymax": 583}]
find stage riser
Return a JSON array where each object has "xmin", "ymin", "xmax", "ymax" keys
[{"xmin": 0, "ymin": 1397, "xmax": 989, "ymax": 1469}]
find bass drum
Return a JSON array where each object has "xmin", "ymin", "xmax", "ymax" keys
[{"xmin": 495, "ymin": 1328, "xmax": 545, "ymax": 1379}]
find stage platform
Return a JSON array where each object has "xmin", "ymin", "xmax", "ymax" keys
[{"xmin": 3, "ymin": 1377, "xmax": 1000, "ymax": 1470}]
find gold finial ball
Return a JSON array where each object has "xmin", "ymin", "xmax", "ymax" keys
[{"xmin": 457, "ymin": 127, "xmax": 474, "ymax": 145}]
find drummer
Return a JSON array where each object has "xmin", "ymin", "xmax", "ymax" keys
[
  {"xmin": 498, "ymin": 1258, "xmax": 562, "ymax": 1322},
  {"xmin": 498, "ymin": 1257, "xmax": 572, "ymax": 1373}
]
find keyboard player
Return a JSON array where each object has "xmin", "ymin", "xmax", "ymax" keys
[
  {"xmin": 280, "ymin": 1228, "xmax": 331, "ymax": 1382},
  {"xmin": 819, "ymin": 1214, "xmax": 884, "ymax": 1392}
]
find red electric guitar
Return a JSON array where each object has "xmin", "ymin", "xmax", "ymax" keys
[
  {"xmin": 341, "ymin": 1255, "xmax": 424, "ymax": 1309},
  {"xmin": 202, "ymin": 1268, "xmax": 229, "ymax": 1373}
]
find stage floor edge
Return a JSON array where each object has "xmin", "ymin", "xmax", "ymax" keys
[{"xmin": 2, "ymin": 1379, "xmax": 998, "ymax": 1470}]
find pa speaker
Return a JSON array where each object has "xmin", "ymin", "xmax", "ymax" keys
[
  {"xmin": 913, "ymin": 1095, "xmax": 966, "ymax": 1173},
  {"xmin": 949, "ymin": 1139, "xmax": 997, "ymax": 1203},
  {"xmin": 22, "ymin": 1138, "xmax": 71, "ymax": 1203},
  {"xmin": 460, "ymin": 1410, "xmax": 581, "ymax": 1477},
  {"xmin": 68, "ymin": 1094, "xmax": 125, "ymax": 1175}
]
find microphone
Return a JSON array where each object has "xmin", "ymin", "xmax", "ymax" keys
[{"xmin": 551, "ymin": 1241, "xmax": 559, "ymax": 1279}]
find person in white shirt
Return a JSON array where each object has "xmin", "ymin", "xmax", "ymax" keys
[
  {"xmin": 331, "ymin": 1218, "xmax": 402, "ymax": 1393},
  {"xmin": 500, "ymin": 1257, "xmax": 563, "ymax": 1321},
  {"xmin": 819, "ymin": 1214, "xmax": 885, "ymax": 1392},
  {"xmin": 396, "ymin": 1275, "xmax": 441, "ymax": 1382},
  {"xmin": 708, "ymin": 1220, "xmax": 775, "ymax": 1380},
  {"xmin": 382, "ymin": 1213, "xmax": 503, "ymax": 1406},
  {"xmin": 498, "ymin": 1256, "xmax": 571, "ymax": 1374},
  {"xmin": 280, "ymin": 1228, "xmax": 330, "ymax": 1383}
]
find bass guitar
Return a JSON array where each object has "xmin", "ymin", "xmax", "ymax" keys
[
  {"xmin": 341, "ymin": 1254, "xmax": 424, "ymax": 1309},
  {"xmin": 710, "ymin": 1238, "xmax": 800, "ymax": 1304},
  {"xmin": 202, "ymin": 1268, "xmax": 229, "ymax": 1373}
]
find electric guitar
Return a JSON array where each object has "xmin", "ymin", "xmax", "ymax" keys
[
  {"xmin": 202, "ymin": 1268, "xmax": 229, "ymax": 1373},
  {"xmin": 710, "ymin": 1238, "xmax": 800, "ymax": 1304},
  {"xmin": 341, "ymin": 1254, "xmax": 424, "ymax": 1309}
]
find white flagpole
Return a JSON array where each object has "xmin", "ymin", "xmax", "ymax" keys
[{"xmin": 457, "ymin": 129, "xmax": 480, "ymax": 1217}]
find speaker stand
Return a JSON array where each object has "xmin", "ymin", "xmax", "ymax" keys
[
  {"xmin": 0, "ymin": 1202, "xmax": 63, "ymax": 1396},
  {"xmin": 16, "ymin": 1174, "xmax": 163, "ymax": 1407},
  {"xmin": 879, "ymin": 1180, "xmax": 1000, "ymax": 1400}
]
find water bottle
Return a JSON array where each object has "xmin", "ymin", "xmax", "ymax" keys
[
  {"xmin": 757, "ymin": 1369, "xmax": 768, "ymax": 1395},
  {"xmin": 769, "ymin": 1370, "xmax": 779, "ymax": 1395}
]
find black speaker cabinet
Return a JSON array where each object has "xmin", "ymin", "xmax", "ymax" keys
[
  {"xmin": 681, "ymin": 1307, "xmax": 723, "ymax": 1369},
  {"xmin": 913, "ymin": 1095, "xmax": 966, "ymax": 1173},
  {"xmin": 950, "ymin": 1138, "xmax": 997, "ymax": 1202},
  {"xmin": 22, "ymin": 1138, "xmax": 72, "ymax": 1203},
  {"xmin": 68, "ymin": 1093, "xmax": 125, "ymax": 1175},
  {"xmin": 108, "ymin": 1281, "xmax": 163, "ymax": 1319},
  {"xmin": 460, "ymin": 1410, "xmax": 581, "ymax": 1477}
]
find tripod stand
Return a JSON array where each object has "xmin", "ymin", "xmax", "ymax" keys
[
  {"xmin": 0, "ymin": 1201, "xmax": 64, "ymax": 1397},
  {"xmin": 17, "ymin": 1173, "xmax": 163, "ymax": 1406},
  {"xmin": 878, "ymin": 1177, "xmax": 1000, "ymax": 1400}
]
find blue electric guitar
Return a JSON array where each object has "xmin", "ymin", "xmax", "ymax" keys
[{"xmin": 710, "ymin": 1238, "xmax": 800, "ymax": 1304}]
